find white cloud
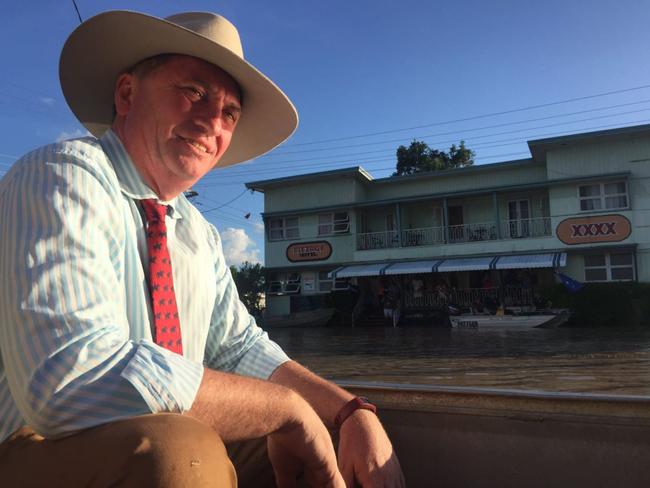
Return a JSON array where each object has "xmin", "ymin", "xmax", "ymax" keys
[
  {"xmin": 220, "ymin": 227, "xmax": 261, "ymax": 267},
  {"xmin": 39, "ymin": 97, "xmax": 55, "ymax": 106},
  {"xmin": 253, "ymin": 221, "xmax": 265, "ymax": 234},
  {"xmin": 56, "ymin": 128, "xmax": 92, "ymax": 142}
]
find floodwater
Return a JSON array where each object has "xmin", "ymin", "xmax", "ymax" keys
[{"xmin": 268, "ymin": 326, "xmax": 650, "ymax": 396}]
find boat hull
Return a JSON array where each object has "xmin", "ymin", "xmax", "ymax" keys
[
  {"xmin": 450, "ymin": 314, "xmax": 558, "ymax": 329},
  {"xmin": 343, "ymin": 382, "xmax": 650, "ymax": 488}
]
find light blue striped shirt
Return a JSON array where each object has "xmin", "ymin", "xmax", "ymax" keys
[{"xmin": 0, "ymin": 130, "xmax": 289, "ymax": 442}]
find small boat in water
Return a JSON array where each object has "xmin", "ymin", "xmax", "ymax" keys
[{"xmin": 449, "ymin": 309, "xmax": 571, "ymax": 329}]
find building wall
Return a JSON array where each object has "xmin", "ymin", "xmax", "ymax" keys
[
  {"xmin": 365, "ymin": 162, "xmax": 547, "ymax": 201},
  {"xmin": 259, "ymin": 128, "xmax": 650, "ymax": 300},
  {"xmin": 266, "ymin": 295, "xmax": 290, "ymax": 316},
  {"xmin": 400, "ymin": 201, "xmax": 444, "ymax": 229},
  {"xmin": 265, "ymin": 232, "xmax": 356, "ymax": 269},
  {"xmin": 545, "ymin": 135, "xmax": 650, "ymax": 282},
  {"xmin": 263, "ymin": 177, "xmax": 360, "ymax": 213}
]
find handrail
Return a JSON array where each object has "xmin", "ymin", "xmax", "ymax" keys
[{"xmin": 356, "ymin": 217, "xmax": 552, "ymax": 250}]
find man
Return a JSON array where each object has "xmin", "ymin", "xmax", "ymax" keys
[{"xmin": 0, "ymin": 10, "xmax": 404, "ymax": 488}]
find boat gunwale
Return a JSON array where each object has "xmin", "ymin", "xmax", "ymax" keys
[{"xmin": 340, "ymin": 381, "xmax": 650, "ymax": 425}]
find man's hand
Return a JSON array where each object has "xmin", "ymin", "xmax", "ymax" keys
[
  {"xmin": 269, "ymin": 361, "xmax": 405, "ymax": 487},
  {"xmin": 337, "ymin": 409, "xmax": 405, "ymax": 488},
  {"xmin": 268, "ymin": 409, "xmax": 345, "ymax": 488}
]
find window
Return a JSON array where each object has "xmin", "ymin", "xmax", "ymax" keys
[
  {"xmin": 579, "ymin": 181, "xmax": 628, "ymax": 212},
  {"xmin": 266, "ymin": 272, "xmax": 301, "ymax": 294},
  {"xmin": 332, "ymin": 277, "xmax": 351, "ymax": 291},
  {"xmin": 318, "ymin": 212, "xmax": 350, "ymax": 235},
  {"xmin": 385, "ymin": 214, "xmax": 395, "ymax": 231},
  {"xmin": 268, "ymin": 217, "xmax": 299, "ymax": 240},
  {"xmin": 318, "ymin": 271, "xmax": 333, "ymax": 292},
  {"xmin": 584, "ymin": 252, "xmax": 635, "ymax": 282},
  {"xmin": 284, "ymin": 273, "xmax": 301, "ymax": 293},
  {"xmin": 317, "ymin": 271, "xmax": 350, "ymax": 291}
]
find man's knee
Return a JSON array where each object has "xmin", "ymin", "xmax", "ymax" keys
[{"xmin": 121, "ymin": 414, "xmax": 236, "ymax": 488}]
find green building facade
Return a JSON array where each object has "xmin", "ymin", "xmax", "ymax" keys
[{"xmin": 247, "ymin": 124, "xmax": 650, "ymax": 319}]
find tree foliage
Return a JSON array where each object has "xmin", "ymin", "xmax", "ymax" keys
[
  {"xmin": 393, "ymin": 140, "xmax": 475, "ymax": 176},
  {"xmin": 230, "ymin": 262, "xmax": 265, "ymax": 319}
]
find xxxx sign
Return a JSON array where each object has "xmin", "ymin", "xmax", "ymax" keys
[{"xmin": 556, "ymin": 214, "xmax": 631, "ymax": 245}]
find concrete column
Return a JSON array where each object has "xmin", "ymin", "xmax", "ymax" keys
[
  {"xmin": 443, "ymin": 197, "xmax": 449, "ymax": 244},
  {"xmin": 396, "ymin": 202, "xmax": 402, "ymax": 247},
  {"xmin": 493, "ymin": 192, "xmax": 501, "ymax": 239}
]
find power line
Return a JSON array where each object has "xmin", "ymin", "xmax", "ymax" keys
[
  {"xmin": 194, "ymin": 118, "xmax": 650, "ymax": 185},
  {"xmin": 256, "ymin": 98, "xmax": 650, "ymax": 162},
  {"xmin": 203, "ymin": 116, "xmax": 650, "ymax": 182},
  {"xmin": 255, "ymin": 107, "xmax": 650, "ymax": 158},
  {"xmin": 199, "ymin": 188, "xmax": 250, "ymax": 214},
  {"xmin": 71, "ymin": 0, "xmax": 83, "ymax": 23},
  {"xmin": 190, "ymin": 191, "xmax": 255, "ymax": 215},
  {"xmin": 281, "ymin": 83, "xmax": 650, "ymax": 147}
]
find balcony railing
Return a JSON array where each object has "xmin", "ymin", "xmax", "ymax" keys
[
  {"xmin": 357, "ymin": 230, "xmax": 399, "ymax": 250},
  {"xmin": 448, "ymin": 221, "xmax": 498, "ymax": 243},
  {"xmin": 404, "ymin": 286, "xmax": 535, "ymax": 308},
  {"xmin": 357, "ymin": 217, "xmax": 551, "ymax": 250},
  {"xmin": 402, "ymin": 226, "xmax": 445, "ymax": 247},
  {"xmin": 500, "ymin": 217, "xmax": 552, "ymax": 239}
]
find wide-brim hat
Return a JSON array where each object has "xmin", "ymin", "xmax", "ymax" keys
[{"xmin": 59, "ymin": 11, "xmax": 298, "ymax": 168}]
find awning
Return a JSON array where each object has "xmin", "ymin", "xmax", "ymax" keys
[
  {"xmin": 383, "ymin": 260, "xmax": 444, "ymax": 275},
  {"xmin": 436, "ymin": 256, "xmax": 496, "ymax": 272},
  {"xmin": 493, "ymin": 252, "xmax": 566, "ymax": 269},
  {"xmin": 329, "ymin": 262, "xmax": 392, "ymax": 278},
  {"xmin": 329, "ymin": 252, "xmax": 567, "ymax": 278}
]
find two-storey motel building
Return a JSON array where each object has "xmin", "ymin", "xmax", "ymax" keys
[{"xmin": 246, "ymin": 124, "xmax": 650, "ymax": 322}]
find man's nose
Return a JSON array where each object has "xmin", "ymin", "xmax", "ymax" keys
[{"xmin": 195, "ymin": 104, "xmax": 223, "ymax": 135}]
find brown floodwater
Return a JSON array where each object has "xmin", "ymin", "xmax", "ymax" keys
[{"xmin": 268, "ymin": 326, "xmax": 650, "ymax": 396}]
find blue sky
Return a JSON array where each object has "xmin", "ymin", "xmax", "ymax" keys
[{"xmin": 3, "ymin": 0, "xmax": 650, "ymax": 265}]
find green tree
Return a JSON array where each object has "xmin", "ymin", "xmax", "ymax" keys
[
  {"xmin": 394, "ymin": 140, "xmax": 474, "ymax": 176},
  {"xmin": 230, "ymin": 261, "xmax": 266, "ymax": 319}
]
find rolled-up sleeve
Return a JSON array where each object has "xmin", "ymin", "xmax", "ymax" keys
[
  {"xmin": 202, "ymin": 224, "xmax": 290, "ymax": 379},
  {"xmin": 0, "ymin": 145, "xmax": 203, "ymax": 438}
]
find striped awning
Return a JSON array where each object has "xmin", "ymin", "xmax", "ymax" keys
[
  {"xmin": 436, "ymin": 256, "xmax": 495, "ymax": 272},
  {"xmin": 329, "ymin": 262, "xmax": 392, "ymax": 278},
  {"xmin": 493, "ymin": 252, "xmax": 566, "ymax": 270},
  {"xmin": 329, "ymin": 252, "xmax": 567, "ymax": 278},
  {"xmin": 383, "ymin": 260, "xmax": 444, "ymax": 275}
]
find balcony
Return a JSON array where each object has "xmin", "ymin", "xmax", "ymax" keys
[
  {"xmin": 357, "ymin": 217, "xmax": 551, "ymax": 250},
  {"xmin": 357, "ymin": 230, "xmax": 400, "ymax": 250}
]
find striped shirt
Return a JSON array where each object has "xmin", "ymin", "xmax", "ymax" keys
[{"xmin": 0, "ymin": 130, "xmax": 289, "ymax": 442}]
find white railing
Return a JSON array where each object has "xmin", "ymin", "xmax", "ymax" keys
[
  {"xmin": 500, "ymin": 217, "xmax": 551, "ymax": 239},
  {"xmin": 403, "ymin": 286, "xmax": 535, "ymax": 308},
  {"xmin": 357, "ymin": 230, "xmax": 400, "ymax": 250},
  {"xmin": 447, "ymin": 221, "xmax": 498, "ymax": 243},
  {"xmin": 401, "ymin": 226, "xmax": 445, "ymax": 247},
  {"xmin": 356, "ymin": 218, "xmax": 552, "ymax": 250}
]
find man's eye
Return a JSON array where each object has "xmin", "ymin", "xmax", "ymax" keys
[{"xmin": 183, "ymin": 87, "xmax": 204, "ymax": 100}]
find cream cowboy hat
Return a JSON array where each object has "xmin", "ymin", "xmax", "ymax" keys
[{"xmin": 59, "ymin": 11, "xmax": 298, "ymax": 168}]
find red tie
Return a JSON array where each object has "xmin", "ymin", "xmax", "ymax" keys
[{"xmin": 141, "ymin": 199, "xmax": 183, "ymax": 355}]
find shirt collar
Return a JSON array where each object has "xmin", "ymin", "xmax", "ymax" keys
[{"xmin": 99, "ymin": 129, "xmax": 186, "ymax": 220}]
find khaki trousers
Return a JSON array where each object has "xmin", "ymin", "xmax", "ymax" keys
[{"xmin": 0, "ymin": 414, "xmax": 265, "ymax": 488}]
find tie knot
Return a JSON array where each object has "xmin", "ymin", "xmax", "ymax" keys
[{"xmin": 141, "ymin": 199, "xmax": 167, "ymax": 224}]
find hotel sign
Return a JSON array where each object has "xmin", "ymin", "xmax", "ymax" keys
[
  {"xmin": 556, "ymin": 214, "xmax": 631, "ymax": 245},
  {"xmin": 286, "ymin": 241, "xmax": 332, "ymax": 262}
]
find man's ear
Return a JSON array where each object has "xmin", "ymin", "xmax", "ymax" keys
[{"xmin": 114, "ymin": 73, "xmax": 136, "ymax": 116}]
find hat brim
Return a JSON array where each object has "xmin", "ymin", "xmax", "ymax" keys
[{"xmin": 59, "ymin": 11, "xmax": 298, "ymax": 168}]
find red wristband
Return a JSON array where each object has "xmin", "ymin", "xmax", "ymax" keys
[{"xmin": 334, "ymin": 397, "xmax": 377, "ymax": 429}]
